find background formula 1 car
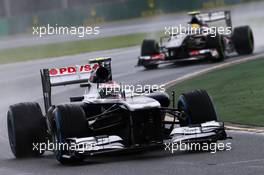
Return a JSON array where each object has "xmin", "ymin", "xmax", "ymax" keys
[
  {"xmin": 138, "ymin": 11, "xmax": 254, "ymax": 69},
  {"xmin": 7, "ymin": 57, "xmax": 228, "ymax": 164}
]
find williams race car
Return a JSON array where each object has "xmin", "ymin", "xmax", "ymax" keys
[
  {"xmin": 7, "ymin": 57, "xmax": 228, "ymax": 164},
  {"xmin": 138, "ymin": 11, "xmax": 254, "ymax": 69}
]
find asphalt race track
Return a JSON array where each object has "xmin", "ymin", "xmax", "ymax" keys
[
  {"xmin": 0, "ymin": 46, "xmax": 263, "ymax": 175},
  {"xmin": 0, "ymin": 2, "xmax": 264, "ymax": 175}
]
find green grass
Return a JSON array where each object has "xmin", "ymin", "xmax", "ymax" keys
[
  {"xmin": 0, "ymin": 31, "xmax": 163, "ymax": 64},
  {"xmin": 167, "ymin": 58, "xmax": 264, "ymax": 126}
]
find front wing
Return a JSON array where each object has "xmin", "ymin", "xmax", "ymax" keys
[
  {"xmin": 137, "ymin": 49, "xmax": 219, "ymax": 66},
  {"xmin": 61, "ymin": 121, "xmax": 228, "ymax": 159}
]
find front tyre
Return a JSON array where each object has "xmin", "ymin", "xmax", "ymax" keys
[
  {"xmin": 177, "ymin": 90, "xmax": 218, "ymax": 126},
  {"xmin": 141, "ymin": 39, "xmax": 159, "ymax": 56},
  {"xmin": 143, "ymin": 64, "xmax": 158, "ymax": 69},
  {"xmin": 7, "ymin": 102, "xmax": 46, "ymax": 158},
  {"xmin": 54, "ymin": 104, "xmax": 88, "ymax": 164},
  {"xmin": 207, "ymin": 34, "xmax": 225, "ymax": 62},
  {"xmin": 141, "ymin": 39, "xmax": 160, "ymax": 69}
]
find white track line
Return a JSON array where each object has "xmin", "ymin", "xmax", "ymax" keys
[{"xmin": 164, "ymin": 53, "xmax": 264, "ymax": 88}]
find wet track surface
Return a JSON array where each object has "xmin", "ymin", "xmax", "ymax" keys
[
  {"xmin": 0, "ymin": 46, "xmax": 263, "ymax": 175},
  {"xmin": 0, "ymin": 1, "xmax": 264, "ymax": 174},
  {"xmin": 0, "ymin": 131, "xmax": 263, "ymax": 175}
]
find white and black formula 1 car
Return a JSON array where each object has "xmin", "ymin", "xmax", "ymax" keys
[
  {"xmin": 7, "ymin": 57, "xmax": 229, "ymax": 164},
  {"xmin": 138, "ymin": 10, "xmax": 254, "ymax": 69}
]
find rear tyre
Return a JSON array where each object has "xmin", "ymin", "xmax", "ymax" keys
[
  {"xmin": 145, "ymin": 92, "xmax": 170, "ymax": 107},
  {"xmin": 54, "ymin": 104, "xmax": 88, "ymax": 164},
  {"xmin": 7, "ymin": 102, "xmax": 46, "ymax": 158},
  {"xmin": 207, "ymin": 34, "xmax": 225, "ymax": 62},
  {"xmin": 232, "ymin": 26, "xmax": 254, "ymax": 55},
  {"xmin": 177, "ymin": 90, "xmax": 218, "ymax": 127}
]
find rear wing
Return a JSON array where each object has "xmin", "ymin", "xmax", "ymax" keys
[
  {"xmin": 197, "ymin": 11, "xmax": 232, "ymax": 28},
  {"xmin": 40, "ymin": 57, "xmax": 112, "ymax": 112}
]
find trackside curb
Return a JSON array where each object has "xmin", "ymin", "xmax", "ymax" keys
[{"xmin": 225, "ymin": 124, "xmax": 264, "ymax": 133}]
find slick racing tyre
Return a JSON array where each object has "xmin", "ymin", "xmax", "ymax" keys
[
  {"xmin": 232, "ymin": 26, "xmax": 254, "ymax": 55},
  {"xmin": 177, "ymin": 90, "xmax": 218, "ymax": 127},
  {"xmin": 141, "ymin": 39, "xmax": 160, "ymax": 69},
  {"xmin": 143, "ymin": 64, "xmax": 158, "ymax": 69},
  {"xmin": 7, "ymin": 102, "xmax": 46, "ymax": 158},
  {"xmin": 54, "ymin": 104, "xmax": 88, "ymax": 164},
  {"xmin": 141, "ymin": 39, "xmax": 160, "ymax": 56},
  {"xmin": 145, "ymin": 92, "xmax": 170, "ymax": 107},
  {"xmin": 207, "ymin": 34, "xmax": 225, "ymax": 61}
]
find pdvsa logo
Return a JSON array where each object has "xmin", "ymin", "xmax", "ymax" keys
[{"xmin": 49, "ymin": 64, "xmax": 99, "ymax": 76}]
